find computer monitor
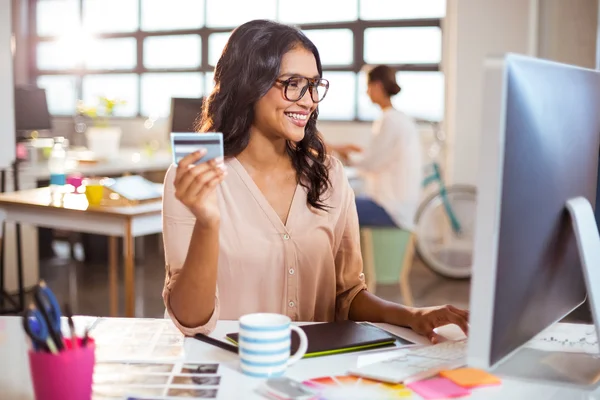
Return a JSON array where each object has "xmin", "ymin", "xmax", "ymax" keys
[
  {"xmin": 169, "ymin": 97, "xmax": 204, "ymax": 133},
  {"xmin": 14, "ymin": 85, "xmax": 52, "ymax": 133},
  {"xmin": 469, "ymin": 53, "xmax": 600, "ymax": 385}
]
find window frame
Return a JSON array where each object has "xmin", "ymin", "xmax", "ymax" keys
[{"xmin": 29, "ymin": 0, "xmax": 442, "ymax": 121}]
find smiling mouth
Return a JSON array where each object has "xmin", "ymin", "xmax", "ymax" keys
[{"xmin": 284, "ymin": 112, "xmax": 308, "ymax": 122}]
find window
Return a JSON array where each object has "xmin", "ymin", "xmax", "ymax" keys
[
  {"xmin": 31, "ymin": 0, "xmax": 444, "ymax": 121},
  {"xmin": 141, "ymin": 0, "xmax": 204, "ymax": 32},
  {"xmin": 278, "ymin": 0, "xmax": 358, "ymax": 24},
  {"xmin": 303, "ymin": 30, "xmax": 354, "ymax": 66},
  {"xmin": 141, "ymin": 73, "xmax": 204, "ymax": 117},
  {"xmin": 360, "ymin": 0, "xmax": 446, "ymax": 20},
  {"xmin": 206, "ymin": 0, "xmax": 276, "ymax": 27},
  {"xmin": 143, "ymin": 35, "xmax": 202, "ymax": 69},
  {"xmin": 364, "ymin": 27, "xmax": 442, "ymax": 65},
  {"xmin": 82, "ymin": 0, "xmax": 138, "ymax": 33},
  {"xmin": 85, "ymin": 38, "xmax": 137, "ymax": 70},
  {"xmin": 208, "ymin": 32, "xmax": 231, "ymax": 67},
  {"xmin": 37, "ymin": 75, "xmax": 78, "ymax": 115},
  {"xmin": 82, "ymin": 74, "xmax": 139, "ymax": 117},
  {"xmin": 319, "ymin": 72, "xmax": 356, "ymax": 120},
  {"xmin": 358, "ymin": 71, "xmax": 444, "ymax": 121}
]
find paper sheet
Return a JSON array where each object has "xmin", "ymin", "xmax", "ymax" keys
[
  {"xmin": 440, "ymin": 368, "xmax": 501, "ymax": 388},
  {"xmin": 524, "ymin": 323, "xmax": 599, "ymax": 354},
  {"xmin": 406, "ymin": 377, "xmax": 471, "ymax": 399}
]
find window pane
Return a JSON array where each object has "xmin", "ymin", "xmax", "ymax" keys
[
  {"xmin": 205, "ymin": 72, "xmax": 215, "ymax": 96},
  {"xmin": 393, "ymin": 71, "xmax": 444, "ymax": 121},
  {"xmin": 364, "ymin": 27, "xmax": 441, "ymax": 64},
  {"xmin": 360, "ymin": 0, "xmax": 446, "ymax": 20},
  {"xmin": 318, "ymin": 72, "xmax": 355, "ymax": 120},
  {"xmin": 83, "ymin": 0, "xmax": 138, "ymax": 33},
  {"xmin": 37, "ymin": 75, "xmax": 78, "ymax": 115},
  {"xmin": 303, "ymin": 29, "xmax": 353, "ymax": 66},
  {"xmin": 208, "ymin": 32, "xmax": 231, "ymax": 66},
  {"xmin": 141, "ymin": 73, "xmax": 204, "ymax": 117},
  {"xmin": 37, "ymin": 40, "xmax": 80, "ymax": 70},
  {"xmin": 279, "ymin": 0, "xmax": 358, "ymax": 23},
  {"xmin": 85, "ymin": 38, "xmax": 137, "ymax": 70},
  {"xmin": 144, "ymin": 35, "xmax": 201, "ymax": 69},
  {"xmin": 206, "ymin": 0, "xmax": 276, "ymax": 27},
  {"xmin": 36, "ymin": 0, "xmax": 80, "ymax": 37},
  {"xmin": 141, "ymin": 0, "xmax": 204, "ymax": 31},
  {"xmin": 357, "ymin": 71, "xmax": 444, "ymax": 121},
  {"xmin": 82, "ymin": 74, "xmax": 139, "ymax": 117}
]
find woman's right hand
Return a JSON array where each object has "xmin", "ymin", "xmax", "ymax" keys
[{"xmin": 174, "ymin": 149, "xmax": 227, "ymax": 227}]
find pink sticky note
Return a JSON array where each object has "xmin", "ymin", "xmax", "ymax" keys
[{"xmin": 407, "ymin": 377, "xmax": 471, "ymax": 399}]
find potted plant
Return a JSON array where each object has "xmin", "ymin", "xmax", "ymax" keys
[{"xmin": 77, "ymin": 96, "xmax": 126, "ymax": 160}]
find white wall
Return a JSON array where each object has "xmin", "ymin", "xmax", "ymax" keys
[
  {"xmin": 444, "ymin": 0, "xmax": 598, "ymax": 186},
  {"xmin": 0, "ymin": 0, "xmax": 16, "ymax": 169},
  {"xmin": 444, "ymin": 0, "xmax": 536, "ymax": 186},
  {"xmin": 537, "ymin": 0, "xmax": 598, "ymax": 68}
]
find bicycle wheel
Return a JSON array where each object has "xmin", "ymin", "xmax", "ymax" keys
[{"xmin": 415, "ymin": 185, "xmax": 477, "ymax": 279}]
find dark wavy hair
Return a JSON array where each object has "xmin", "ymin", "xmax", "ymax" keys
[{"xmin": 198, "ymin": 20, "xmax": 330, "ymax": 211}]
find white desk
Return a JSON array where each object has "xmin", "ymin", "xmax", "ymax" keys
[
  {"xmin": 22, "ymin": 148, "xmax": 173, "ymax": 182},
  {"xmin": 0, "ymin": 189, "xmax": 162, "ymax": 317},
  {"xmin": 1, "ymin": 317, "xmax": 599, "ymax": 400},
  {"xmin": 1, "ymin": 148, "xmax": 171, "ymax": 294}
]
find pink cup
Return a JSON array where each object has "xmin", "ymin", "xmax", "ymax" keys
[{"xmin": 28, "ymin": 338, "xmax": 95, "ymax": 400}]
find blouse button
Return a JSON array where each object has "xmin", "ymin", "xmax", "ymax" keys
[
  {"xmin": 359, "ymin": 273, "xmax": 365, "ymax": 280},
  {"xmin": 289, "ymin": 268, "xmax": 295, "ymax": 275},
  {"xmin": 283, "ymin": 234, "xmax": 290, "ymax": 240},
  {"xmin": 288, "ymin": 301, "xmax": 295, "ymax": 308}
]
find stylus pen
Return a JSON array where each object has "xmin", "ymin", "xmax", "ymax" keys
[{"xmin": 194, "ymin": 333, "xmax": 239, "ymax": 354}]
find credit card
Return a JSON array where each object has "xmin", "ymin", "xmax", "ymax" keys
[{"xmin": 171, "ymin": 132, "xmax": 224, "ymax": 166}]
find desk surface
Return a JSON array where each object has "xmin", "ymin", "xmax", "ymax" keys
[
  {"xmin": 0, "ymin": 187, "xmax": 162, "ymax": 217},
  {"xmin": 1, "ymin": 316, "xmax": 599, "ymax": 400}
]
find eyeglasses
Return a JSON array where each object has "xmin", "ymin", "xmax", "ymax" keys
[{"xmin": 275, "ymin": 76, "xmax": 330, "ymax": 103}]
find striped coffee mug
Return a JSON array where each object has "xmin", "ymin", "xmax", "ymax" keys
[{"xmin": 238, "ymin": 313, "xmax": 308, "ymax": 378}]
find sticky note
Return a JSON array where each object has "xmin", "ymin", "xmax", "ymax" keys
[
  {"xmin": 440, "ymin": 368, "xmax": 502, "ymax": 388},
  {"xmin": 406, "ymin": 377, "xmax": 471, "ymax": 399}
]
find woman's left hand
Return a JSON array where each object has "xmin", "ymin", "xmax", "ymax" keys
[{"xmin": 407, "ymin": 305, "xmax": 469, "ymax": 343}]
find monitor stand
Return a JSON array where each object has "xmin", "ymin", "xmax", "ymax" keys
[{"xmin": 490, "ymin": 197, "xmax": 600, "ymax": 388}]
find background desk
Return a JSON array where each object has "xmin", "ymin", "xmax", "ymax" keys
[
  {"xmin": 1, "ymin": 316, "xmax": 599, "ymax": 400},
  {"xmin": 0, "ymin": 189, "xmax": 161, "ymax": 317},
  {"xmin": 2, "ymin": 148, "xmax": 171, "ymax": 295}
]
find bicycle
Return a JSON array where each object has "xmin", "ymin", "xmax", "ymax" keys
[{"xmin": 414, "ymin": 122, "xmax": 477, "ymax": 279}]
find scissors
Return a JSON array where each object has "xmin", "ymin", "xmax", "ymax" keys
[
  {"xmin": 22, "ymin": 305, "xmax": 58, "ymax": 354},
  {"xmin": 32, "ymin": 281, "xmax": 64, "ymax": 352}
]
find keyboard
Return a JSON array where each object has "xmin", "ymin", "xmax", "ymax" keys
[{"xmin": 348, "ymin": 340, "xmax": 467, "ymax": 384}]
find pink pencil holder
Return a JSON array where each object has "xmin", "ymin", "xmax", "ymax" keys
[{"xmin": 28, "ymin": 338, "xmax": 96, "ymax": 400}]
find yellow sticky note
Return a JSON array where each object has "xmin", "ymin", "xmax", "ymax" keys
[{"xmin": 440, "ymin": 368, "xmax": 502, "ymax": 388}]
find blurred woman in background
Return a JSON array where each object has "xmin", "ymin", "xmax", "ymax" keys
[{"xmin": 333, "ymin": 65, "xmax": 423, "ymax": 231}]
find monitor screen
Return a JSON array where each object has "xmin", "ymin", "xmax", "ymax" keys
[
  {"xmin": 170, "ymin": 97, "xmax": 204, "ymax": 133},
  {"xmin": 470, "ymin": 54, "xmax": 600, "ymax": 370},
  {"xmin": 14, "ymin": 86, "xmax": 52, "ymax": 131}
]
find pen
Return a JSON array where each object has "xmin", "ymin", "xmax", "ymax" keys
[
  {"xmin": 23, "ymin": 305, "xmax": 58, "ymax": 354},
  {"xmin": 194, "ymin": 333, "xmax": 239, "ymax": 354},
  {"xmin": 34, "ymin": 282, "xmax": 65, "ymax": 351},
  {"xmin": 64, "ymin": 303, "xmax": 77, "ymax": 349}
]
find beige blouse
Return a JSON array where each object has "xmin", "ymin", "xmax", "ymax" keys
[{"xmin": 162, "ymin": 156, "xmax": 367, "ymax": 336}]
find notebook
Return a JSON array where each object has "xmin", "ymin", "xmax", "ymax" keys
[
  {"xmin": 104, "ymin": 175, "xmax": 163, "ymax": 202},
  {"xmin": 226, "ymin": 321, "xmax": 397, "ymax": 358}
]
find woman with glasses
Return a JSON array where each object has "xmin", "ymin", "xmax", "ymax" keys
[
  {"xmin": 161, "ymin": 20, "xmax": 468, "ymax": 342},
  {"xmin": 334, "ymin": 65, "xmax": 423, "ymax": 231}
]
